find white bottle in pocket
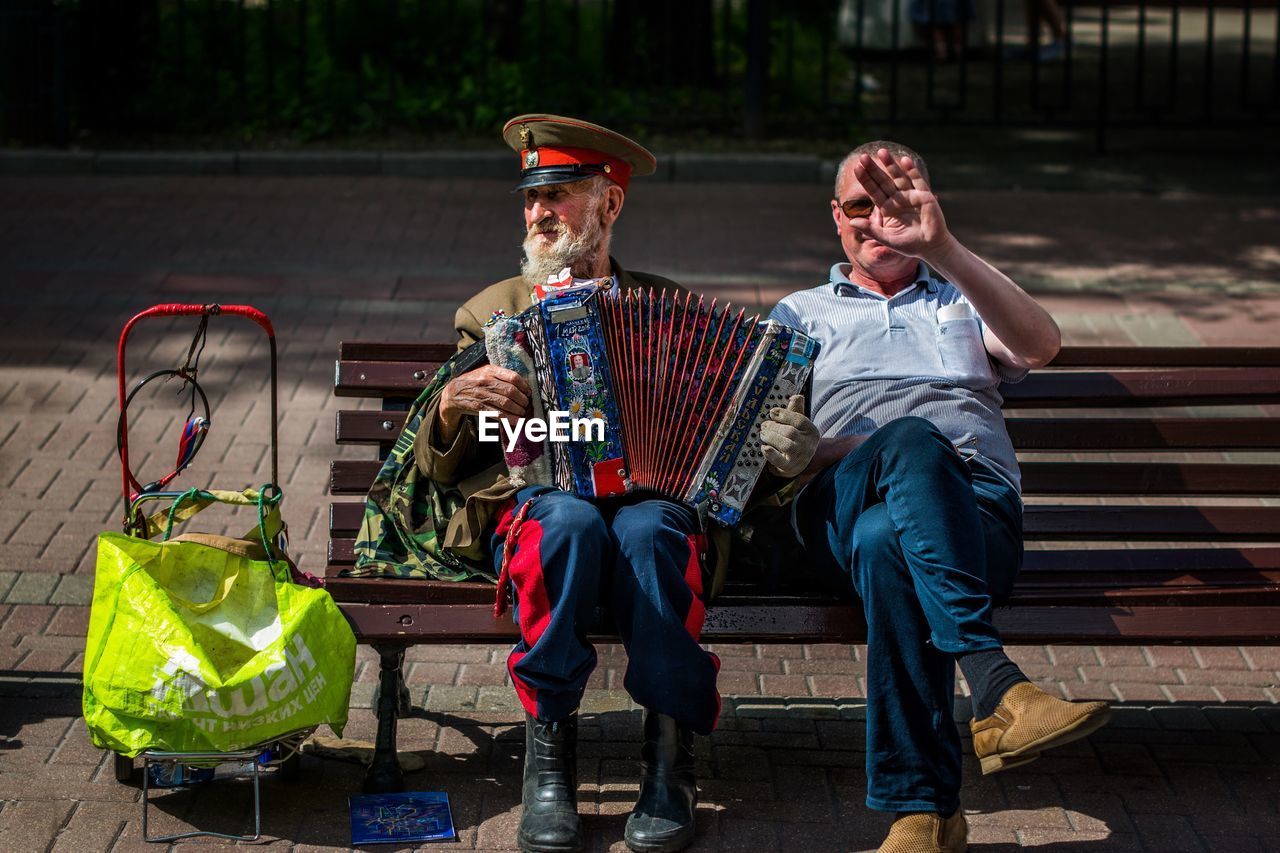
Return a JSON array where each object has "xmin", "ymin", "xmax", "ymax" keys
[{"xmin": 936, "ymin": 302, "xmax": 996, "ymax": 387}]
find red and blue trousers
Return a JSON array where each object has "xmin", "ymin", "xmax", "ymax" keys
[{"xmin": 491, "ymin": 485, "xmax": 721, "ymax": 735}]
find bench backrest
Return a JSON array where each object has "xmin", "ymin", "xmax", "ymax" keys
[{"xmin": 327, "ymin": 343, "xmax": 1280, "ymax": 641}]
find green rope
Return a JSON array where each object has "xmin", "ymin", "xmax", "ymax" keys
[
  {"xmin": 160, "ymin": 485, "xmax": 283, "ymax": 571},
  {"xmin": 256, "ymin": 484, "xmax": 283, "ymax": 571},
  {"xmin": 162, "ymin": 487, "xmax": 211, "ymax": 541}
]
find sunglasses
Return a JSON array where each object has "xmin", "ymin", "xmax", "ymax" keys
[{"xmin": 837, "ymin": 196, "xmax": 875, "ymax": 219}]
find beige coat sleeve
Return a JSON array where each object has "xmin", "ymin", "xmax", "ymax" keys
[
  {"xmin": 414, "ymin": 301, "xmax": 492, "ymax": 483},
  {"xmin": 454, "ymin": 303, "xmax": 485, "ymax": 351},
  {"xmin": 413, "ymin": 392, "xmax": 480, "ymax": 486}
]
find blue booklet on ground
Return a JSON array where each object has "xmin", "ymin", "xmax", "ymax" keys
[{"xmin": 349, "ymin": 791, "xmax": 457, "ymax": 845}]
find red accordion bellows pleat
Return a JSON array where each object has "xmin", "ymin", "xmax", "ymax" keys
[{"xmin": 597, "ymin": 290, "xmax": 767, "ymax": 499}]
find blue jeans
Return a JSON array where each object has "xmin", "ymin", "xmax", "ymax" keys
[
  {"xmin": 492, "ymin": 485, "xmax": 721, "ymax": 734},
  {"xmin": 794, "ymin": 416, "xmax": 1023, "ymax": 814}
]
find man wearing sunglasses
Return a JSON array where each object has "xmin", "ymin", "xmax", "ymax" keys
[{"xmin": 768, "ymin": 141, "xmax": 1111, "ymax": 853}]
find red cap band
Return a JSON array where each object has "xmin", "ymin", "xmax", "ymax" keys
[{"xmin": 520, "ymin": 145, "xmax": 632, "ymax": 191}]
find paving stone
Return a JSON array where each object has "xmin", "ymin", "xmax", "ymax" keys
[
  {"xmin": 475, "ymin": 685, "xmax": 521, "ymax": 713},
  {"xmin": 1162, "ymin": 684, "xmax": 1222, "ymax": 703},
  {"xmin": 0, "ymin": 603, "xmax": 55, "ymax": 637},
  {"xmin": 1130, "ymin": 813, "xmax": 1210, "ymax": 852},
  {"xmin": 732, "ymin": 697, "xmax": 791, "ymax": 718},
  {"xmin": 1094, "ymin": 646, "xmax": 1150, "ymax": 667},
  {"xmin": 1151, "ymin": 706, "xmax": 1215, "ymax": 732},
  {"xmin": 1079, "ymin": 665, "xmax": 1180, "ymax": 684},
  {"xmin": 0, "ymin": 800, "xmax": 77, "ymax": 853},
  {"xmin": 1046, "ymin": 646, "xmax": 1101, "ymax": 666},
  {"xmin": 423, "ymin": 685, "xmax": 479, "ymax": 712},
  {"xmin": 715, "ymin": 671, "xmax": 761, "ymax": 695},
  {"xmin": 3, "ymin": 572, "xmax": 58, "ymax": 605},
  {"xmin": 1241, "ymin": 647, "xmax": 1280, "ymax": 670},
  {"xmin": 1145, "ymin": 646, "xmax": 1199, "ymax": 668},
  {"xmin": 805, "ymin": 644, "xmax": 860, "ymax": 660},
  {"xmin": 760, "ymin": 674, "xmax": 810, "ymax": 695},
  {"xmin": 780, "ymin": 700, "xmax": 842, "ymax": 721},
  {"xmin": 1108, "ymin": 706, "xmax": 1161, "ymax": 730},
  {"xmin": 47, "ymin": 575, "xmax": 93, "ymax": 606},
  {"xmin": 1214, "ymin": 685, "xmax": 1279, "ymax": 704},
  {"xmin": 1192, "ymin": 647, "xmax": 1251, "ymax": 670},
  {"xmin": 1203, "ymin": 706, "xmax": 1271, "ymax": 733},
  {"xmin": 44, "ymin": 606, "xmax": 89, "ymax": 636},
  {"xmin": 1110, "ymin": 682, "xmax": 1169, "ymax": 703},
  {"xmin": 1179, "ymin": 667, "xmax": 1280, "ymax": 687}
]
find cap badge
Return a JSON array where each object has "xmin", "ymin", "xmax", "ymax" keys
[{"xmin": 524, "ymin": 149, "xmax": 539, "ymax": 168}]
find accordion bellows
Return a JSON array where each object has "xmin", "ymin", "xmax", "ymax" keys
[{"xmin": 490, "ymin": 287, "xmax": 819, "ymax": 526}]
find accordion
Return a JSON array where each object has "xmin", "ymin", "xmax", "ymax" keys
[{"xmin": 484, "ymin": 286, "xmax": 819, "ymax": 526}]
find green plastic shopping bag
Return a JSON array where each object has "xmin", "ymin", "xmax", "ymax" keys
[{"xmin": 82, "ymin": 487, "xmax": 357, "ymax": 757}]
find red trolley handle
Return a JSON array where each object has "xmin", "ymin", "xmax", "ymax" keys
[{"xmin": 116, "ymin": 304, "xmax": 279, "ymax": 518}]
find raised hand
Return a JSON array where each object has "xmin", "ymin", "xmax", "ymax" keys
[{"xmin": 849, "ymin": 149, "xmax": 951, "ymax": 259}]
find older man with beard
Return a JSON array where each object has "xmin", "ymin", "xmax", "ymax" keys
[{"xmin": 415, "ymin": 115, "xmax": 816, "ymax": 853}]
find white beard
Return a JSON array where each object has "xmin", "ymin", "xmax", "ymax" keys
[{"xmin": 520, "ymin": 197, "xmax": 607, "ymax": 288}]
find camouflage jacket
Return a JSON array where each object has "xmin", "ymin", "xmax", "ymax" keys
[{"xmin": 346, "ymin": 342, "xmax": 495, "ymax": 581}]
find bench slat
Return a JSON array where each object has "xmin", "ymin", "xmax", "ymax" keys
[
  {"xmin": 334, "ymin": 364, "xmax": 1280, "ymax": 406},
  {"xmin": 324, "ymin": 564, "xmax": 1280, "ymax": 600},
  {"xmin": 324, "ymin": 571, "xmax": 1280, "ymax": 609},
  {"xmin": 1047, "ymin": 346, "xmax": 1280, "ymax": 368},
  {"xmin": 1021, "ymin": 461, "xmax": 1280, "ymax": 496},
  {"xmin": 331, "ymin": 459, "xmax": 1280, "ymax": 497},
  {"xmin": 335, "ymin": 411, "xmax": 1280, "ymax": 450},
  {"xmin": 327, "ymin": 539, "xmax": 1280, "ymax": 573},
  {"xmin": 336, "ymin": 410, "xmax": 406, "ymax": 445},
  {"xmin": 328, "ymin": 501, "xmax": 1280, "ymax": 541},
  {"xmin": 1021, "ymin": 546, "xmax": 1280, "ymax": 572},
  {"xmin": 333, "ymin": 344, "xmax": 1280, "ymax": 369},
  {"xmin": 335, "ymin": 361, "xmax": 447, "ymax": 398},
  {"xmin": 1005, "ymin": 417, "xmax": 1280, "ymax": 450},
  {"xmin": 1018, "ymin": 506, "xmax": 1280, "ymax": 539},
  {"xmin": 326, "ymin": 576, "xmax": 495, "ymax": 604},
  {"xmin": 338, "ymin": 342, "xmax": 458, "ymax": 361},
  {"xmin": 1001, "ymin": 368, "xmax": 1280, "ymax": 407},
  {"xmin": 334, "ymin": 601, "xmax": 1280, "ymax": 644}
]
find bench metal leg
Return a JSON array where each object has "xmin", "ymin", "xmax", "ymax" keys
[{"xmin": 364, "ymin": 643, "xmax": 407, "ymax": 794}]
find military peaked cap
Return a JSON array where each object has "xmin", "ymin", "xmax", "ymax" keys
[{"xmin": 502, "ymin": 114, "xmax": 657, "ymax": 192}]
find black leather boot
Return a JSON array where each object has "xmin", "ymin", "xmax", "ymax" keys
[
  {"xmin": 517, "ymin": 712, "xmax": 583, "ymax": 853},
  {"xmin": 624, "ymin": 710, "xmax": 698, "ymax": 853}
]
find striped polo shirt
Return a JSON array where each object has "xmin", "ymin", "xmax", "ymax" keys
[{"xmin": 769, "ymin": 262, "xmax": 1027, "ymax": 493}]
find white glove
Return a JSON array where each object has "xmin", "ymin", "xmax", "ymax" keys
[{"xmin": 760, "ymin": 395, "xmax": 820, "ymax": 479}]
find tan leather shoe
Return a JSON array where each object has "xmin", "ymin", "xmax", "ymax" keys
[
  {"xmin": 878, "ymin": 811, "xmax": 967, "ymax": 853},
  {"xmin": 970, "ymin": 682, "xmax": 1111, "ymax": 775}
]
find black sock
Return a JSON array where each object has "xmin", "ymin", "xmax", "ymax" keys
[{"xmin": 957, "ymin": 648, "xmax": 1029, "ymax": 720}]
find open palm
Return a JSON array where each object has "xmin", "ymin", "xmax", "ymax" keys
[{"xmin": 850, "ymin": 149, "xmax": 950, "ymax": 258}]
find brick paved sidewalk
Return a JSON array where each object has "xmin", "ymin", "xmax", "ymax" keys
[
  {"xmin": 2, "ymin": 682, "xmax": 1278, "ymax": 852},
  {"xmin": 1, "ymin": 175, "xmax": 1278, "ymax": 850}
]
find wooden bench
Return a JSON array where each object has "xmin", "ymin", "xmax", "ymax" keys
[{"xmin": 327, "ymin": 341, "xmax": 1280, "ymax": 792}]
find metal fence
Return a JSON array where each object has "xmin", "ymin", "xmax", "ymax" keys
[{"xmin": 2, "ymin": 0, "xmax": 1278, "ymax": 148}]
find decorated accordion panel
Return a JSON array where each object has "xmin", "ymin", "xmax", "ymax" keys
[
  {"xmin": 526, "ymin": 287, "xmax": 630, "ymax": 498},
  {"xmin": 516, "ymin": 287, "xmax": 819, "ymax": 526}
]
